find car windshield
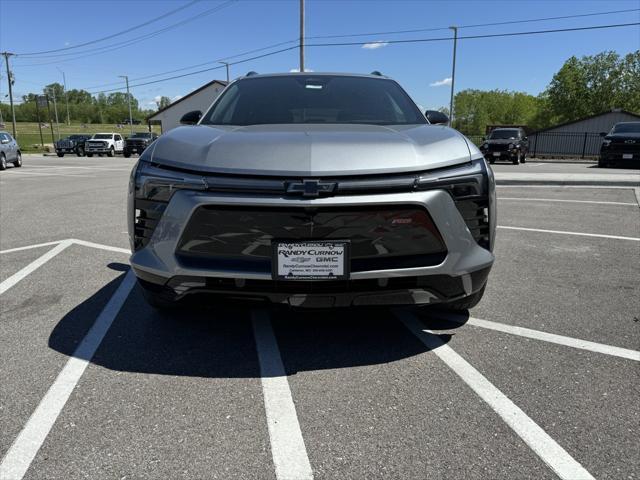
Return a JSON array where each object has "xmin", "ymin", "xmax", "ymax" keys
[
  {"xmin": 489, "ymin": 129, "xmax": 519, "ymax": 139},
  {"xmin": 200, "ymin": 75, "xmax": 427, "ymax": 126},
  {"xmin": 68, "ymin": 135, "xmax": 83, "ymax": 140},
  {"xmin": 611, "ymin": 123, "xmax": 640, "ymax": 134},
  {"xmin": 131, "ymin": 133, "xmax": 150, "ymax": 138},
  {"xmin": 93, "ymin": 134, "xmax": 112, "ymax": 139}
]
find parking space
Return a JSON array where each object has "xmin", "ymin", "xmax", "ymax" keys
[{"xmin": 1, "ymin": 157, "xmax": 639, "ymax": 479}]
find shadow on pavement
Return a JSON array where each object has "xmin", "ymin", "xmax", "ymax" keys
[{"xmin": 48, "ymin": 272, "xmax": 463, "ymax": 378}]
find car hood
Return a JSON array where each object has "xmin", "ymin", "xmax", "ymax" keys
[
  {"xmin": 149, "ymin": 124, "xmax": 472, "ymax": 176},
  {"xmin": 606, "ymin": 133, "xmax": 640, "ymax": 141},
  {"xmin": 486, "ymin": 139, "xmax": 517, "ymax": 144}
]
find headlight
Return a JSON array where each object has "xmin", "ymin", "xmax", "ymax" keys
[
  {"xmin": 602, "ymin": 139, "xmax": 611, "ymax": 147},
  {"xmin": 508, "ymin": 143, "xmax": 515, "ymax": 149},
  {"xmin": 416, "ymin": 158, "xmax": 495, "ymax": 250},
  {"xmin": 129, "ymin": 159, "xmax": 208, "ymax": 251}
]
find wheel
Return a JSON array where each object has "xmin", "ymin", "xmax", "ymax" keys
[
  {"xmin": 124, "ymin": 151, "xmax": 131, "ymax": 158},
  {"xmin": 13, "ymin": 152, "xmax": 22, "ymax": 168},
  {"xmin": 57, "ymin": 152, "xmax": 64, "ymax": 157},
  {"xmin": 598, "ymin": 158, "xmax": 607, "ymax": 168},
  {"xmin": 87, "ymin": 153, "xmax": 93, "ymax": 157},
  {"xmin": 512, "ymin": 152, "xmax": 520, "ymax": 165},
  {"xmin": 76, "ymin": 147, "xmax": 85, "ymax": 157},
  {"xmin": 107, "ymin": 147, "xmax": 114, "ymax": 157},
  {"xmin": 440, "ymin": 284, "xmax": 486, "ymax": 312},
  {"xmin": 520, "ymin": 153, "xmax": 526, "ymax": 163},
  {"xmin": 0, "ymin": 154, "xmax": 6, "ymax": 171},
  {"xmin": 139, "ymin": 282, "xmax": 179, "ymax": 310}
]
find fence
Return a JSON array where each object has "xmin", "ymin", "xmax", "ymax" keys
[{"xmin": 466, "ymin": 132, "xmax": 603, "ymax": 160}]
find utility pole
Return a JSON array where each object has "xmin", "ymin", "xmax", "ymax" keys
[
  {"xmin": 35, "ymin": 97, "xmax": 44, "ymax": 148},
  {"xmin": 448, "ymin": 26, "xmax": 458, "ymax": 128},
  {"xmin": 49, "ymin": 88, "xmax": 60, "ymax": 140},
  {"xmin": 219, "ymin": 61, "xmax": 230, "ymax": 82},
  {"xmin": 2, "ymin": 52, "xmax": 17, "ymax": 138},
  {"xmin": 45, "ymin": 95, "xmax": 55, "ymax": 144},
  {"xmin": 299, "ymin": 0, "xmax": 305, "ymax": 72},
  {"xmin": 119, "ymin": 75, "xmax": 133, "ymax": 136},
  {"xmin": 58, "ymin": 68, "xmax": 70, "ymax": 125}
]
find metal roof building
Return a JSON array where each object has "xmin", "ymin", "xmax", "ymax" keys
[
  {"xmin": 528, "ymin": 109, "xmax": 640, "ymax": 158},
  {"xmin": 147, "ymin": 79, "xmax": 228, "ymax": 133}
]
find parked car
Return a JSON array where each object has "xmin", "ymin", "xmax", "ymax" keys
[
  {"xmin": 128, "ymin": 72, "xmax": 495, "ymax": 311},
  {"xmin": 480, "ymin": 127, "xmax": 528, "ymax": 164},
  {"xmin": 55, "ymin": 134, "xmax": 92, "ymax": 157},
  {"xmin": 123, "ymin": 132, "xmax": 158, "ymax": 157},
  {"xmin": 599, "ymin": 121, "xmax": 640, "ymax": 167},
  {"xmin": 85, "ymin": 133, "xmax": 125, "ymax": 157},
  {"xmin": 0, "ymin": 131, "xmax": 22, "ymax": 170},
  {"xmin": 122, "ymin": 119, "xmax": 142, "ymax": 125}
]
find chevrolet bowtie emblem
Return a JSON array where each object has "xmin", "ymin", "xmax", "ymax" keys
[{"xmin": 286, "ymin": 179, "xmax": 337, "ymax": 197}]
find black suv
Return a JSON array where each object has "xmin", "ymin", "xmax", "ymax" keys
[
  {"xmin": 599, "ymin": 122, "xmax": 640, "ymax": 168},
  {"xmin": 123, "ymin": 132, "xmax": 158, "ymax": 158},
  {"xmin": 55, "ymin": 134, "xmax": 92, "ymax": 157},
  {"xmin": 480, "ymin": 127, "xmax": 528, "ymax": 164}
]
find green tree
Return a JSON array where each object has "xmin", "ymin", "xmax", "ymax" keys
[{"xmin": 156, "ymin": 96, "xmax": 172, "ymax": 110}]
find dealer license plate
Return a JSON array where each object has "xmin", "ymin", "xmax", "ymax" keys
[
  {"xmin": 273, "ymin": 241, "xmax": 349, "ymax": 280},
  {"xmin": 623, "ymin": 153, "xmax": 633, "ymax": 159},
  {"xmin": 493, "ymin": 152, "xmax": 501, "ymax": 157}
]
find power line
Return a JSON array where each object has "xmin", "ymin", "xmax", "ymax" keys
[
  {"xmin": 305, "ymin": 22, "xmax": 640, "ymax": 47},
  {"xmin": 305, "ymin": 7, "xmax": 640, "ymax": 39},
  {"xmin": 14, "ymin": 0, "xmax": 237, "ymax": 63},
  {"xmin": 16, "ymin": 0, "xmax": 202, "ymax": 57}
]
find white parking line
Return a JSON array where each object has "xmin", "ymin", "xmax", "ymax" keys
[
  {"xmin": 1, "ymin": 170, "xmax": 95, "ymax": 178},
  {"xmin": 0, "ymin": 241, "xmax": 64, "ymax": 255},
  {"xmin": 0, "ymin": 241, "xmax": 73, "ymax": 295},
  {"xmin": 433, "ymin": 313, "xmax": 640, "ymax": 362},
  {"xmin": 498, "ymin": 225, "xmax": 640, "ymax": 242},
  {"xmin": 396, "ymin": 310, "xmax": 595, "ymax": 480},
  {"xmin": 252, "ymin": 310, "xmax": 313, "ymax": 480},
  {"xmin": 0, "ymin": 270, "xmax": 136, "ymax": 480},
  {"xmin": 71, "ymin": 239, "xmax": 130, "ymax": 255},
  {"xmin": 499, "ymin": 197, "xmax": 637, "ymax": 206}
]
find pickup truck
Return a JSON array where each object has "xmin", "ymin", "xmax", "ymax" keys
[
  {"xmin": 85, "ymin": 133, "xmax": 125, "ymax": 157},
  {"xmin": 123, "ymin": 132, "xmax": 158, "ymax": 157},
  {"xmin": 55, "ymin": 134, "xmax": 92, "ymax": 157}
]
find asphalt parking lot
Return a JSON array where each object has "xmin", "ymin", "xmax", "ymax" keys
[{"xmin": 1, "ymin": 155, "xmax": 639, "ymax": 480}]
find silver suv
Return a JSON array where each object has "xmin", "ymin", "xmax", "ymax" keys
[{"xmin": 128, "ymin": 72, "xmax": 495, "ymax": 309}]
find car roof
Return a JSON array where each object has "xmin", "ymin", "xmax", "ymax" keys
[
  {"xmin": 614, "ymin": 121, "xmax": 640, "ymax": 125},
  {"xmin": 239, "ymin": 72, "xmax": 392, "ymax": 80}
]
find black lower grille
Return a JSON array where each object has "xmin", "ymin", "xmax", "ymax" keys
[
  {"xmin": 133, "ymin": 199, "xmax": 166, "ymax": 250},
  {"xmin": 487, "ymin": 143, "xmax": 510, "ymax": 152},
  {"xmin": 455, "ymin": 198, "xmax": 490, "ymax": 249},
  {"xmin": 176, "ymin": 206, "xmax": 447, "ymax": 273}
]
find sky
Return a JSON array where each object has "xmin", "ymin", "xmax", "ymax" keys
[{"xmin": 0, "ymin": 0, "xmax": 639, "ymax": 112}]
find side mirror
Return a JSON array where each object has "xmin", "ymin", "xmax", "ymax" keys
[
  {"xmin": 180, "ymin": 110, "xmax": 202, "ymax": 125},
  {"xmin": 425, "ymin": 110, "xmax": 449, "ymax": 125}
]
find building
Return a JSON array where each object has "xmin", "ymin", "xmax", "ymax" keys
[
  {"xmin": 527, "ymin": 109, "xmax": 640, "ymax": 159},
  {"xmin": 147, "ymin": 79, "xmax": 228, "ymax": 133}
]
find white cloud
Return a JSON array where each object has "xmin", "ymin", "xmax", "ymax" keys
[
  {"xmin": 429, "ymin": 77, "xmax": 452, "ymax": 87},
  {"xmin": 153, "ymin": 95, "xmax": 162, "ymax": 104},
  {"xmin": 289, "ymin": 68, "xmax": 314, "ymax": 72},
  {"xmin": 362, "ymin": 41, "xmax": 388, "ymax": 50}
]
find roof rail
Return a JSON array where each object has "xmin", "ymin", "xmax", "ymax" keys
[
  {"xmin": 245, "ymin": 71, "xmax": 259, "ymax": 77},
  {"xmin": 370, "ymin": 70, "xmax": 383, "ymax": 76}
]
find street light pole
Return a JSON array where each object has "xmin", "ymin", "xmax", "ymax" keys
[
  {"xmin": 58, "ymin": 68, "xmax": 70, "ymax": 125},
  {"xmin": 119, "ymin": 75, "xmax": 133, "ymax": 136},
  {"xmin": 1, "ymin": 52, "xmax": 17, "ymax": 138},
  {"xmin": 50, "ymin": 88, "xmax": 60, "ymax": 140},
  {"xmin": 448, "ymin": 26, "xmax": 458, "ymax": 128},
  {"xmin": 219, "ymin": 61, "xmax": 230, "ymax": 82},
  {"xmin": 299, "ymin": 0, "xmax": 305, "ymax": 72}
]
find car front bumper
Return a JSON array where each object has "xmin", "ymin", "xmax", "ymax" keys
[{"xmin": 129, "ymin": 189, "xmax": 495, "ymax": 307}]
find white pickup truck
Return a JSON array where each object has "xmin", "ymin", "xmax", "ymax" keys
[{"xmin": 85, "ymin": 133, "xmax": 125, "ymax": 157}]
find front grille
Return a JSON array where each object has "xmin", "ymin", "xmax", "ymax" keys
[
  {"xmin": 456, "ymin": 198, "xmax": 490, "ymax": 249},
  {"xmin": 487, "ymin": 143, "xmax": 510, "ymax": 152},
  {"xmin": 607, "ymin": 140, "xmax": 640, "ymax": 153},
  {"xmin": 133, "ymin": 199, "xmax": 167, "ymax": 250},
  {"xmin": 176, "ymin": 206, "xmax": 447, "ymax": 273}
]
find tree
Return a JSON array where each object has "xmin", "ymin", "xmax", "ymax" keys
[{"xmin": 156, "ymin": 96, "xmax": 172, "ymax": 110}]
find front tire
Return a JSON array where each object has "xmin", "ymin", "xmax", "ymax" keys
[
  {"xmin": 0, "ymin": 154, "xmax": 6, "ymax": 170},
  {"xmin": 598, "ymin": 158, "xmax": 607, "ymax": 168},
  {"xmin": 13, "ymin": 152, "xmax": 22, "ymax": 168},
  {"xmin": 76, "ymin": 147, "xmax": 85, "ymax": 157},
  {"xmin": 440, "ymin": 284, "xmax": 486, "ymax": 312},
  {"xmin": 57, "ymin": 152, "xmax": 64, "ymax": 157},
  {"xmin": 123, "ymin": 151, "xmax": 131, "ymax": 158},
  {"xmin": 107, "ymin": 147, "xmax": 114, "ymax": 157}
]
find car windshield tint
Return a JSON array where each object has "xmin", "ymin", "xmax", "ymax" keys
[
  {"xmin": 201, "ymin": 75, "xmax": 426, "ymax": 126},
  {"xmin": 612, "ymin": 123, "xmax": 640, "ymax": 134},
  {"xmin": 131, "ymin": 133, "xmax": 149, "ymax": 138},
  {"xmin": 93, "ymin": 134, "xmax": 112, "ymax": 139},
  {"xmin": 489, "ymin": 130, "xmax": 518, "ymax": 139}
]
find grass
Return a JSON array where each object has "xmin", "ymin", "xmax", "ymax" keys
[{"xmin": 5, "ymin": 122, "xmax": 161, "ymax": 153}]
